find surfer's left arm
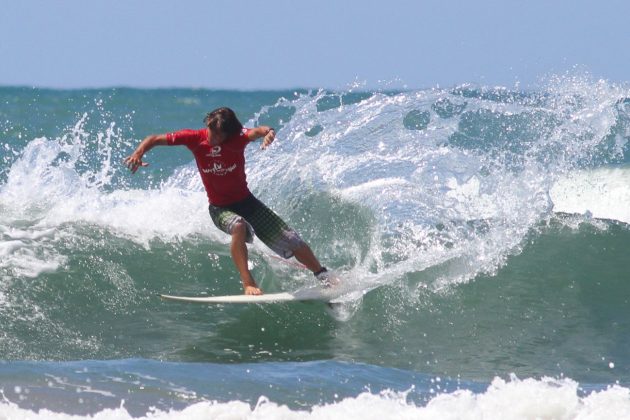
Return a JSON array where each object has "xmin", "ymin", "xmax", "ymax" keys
[{"xmin": 247, "ymin": 126, "xmax": 276, "ymax": 149}]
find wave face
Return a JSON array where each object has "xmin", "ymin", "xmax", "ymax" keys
[{"xmin": 1, "ymin": 76, "xmax": 630, "ymax": 416}]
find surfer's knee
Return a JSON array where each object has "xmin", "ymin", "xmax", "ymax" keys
[{"xmin": 231, "ymin": 220, "xmax": 248, "ymax": 241}]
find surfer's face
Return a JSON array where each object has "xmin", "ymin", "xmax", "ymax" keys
[{"xmin": 209, "ymin": 128, "xmax": 227, "ymax": 145}]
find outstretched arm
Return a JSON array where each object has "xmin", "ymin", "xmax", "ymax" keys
[
  {"xmin": 246, "ymin": 126, "xmax": 276, "ymax": 149},
  {"xmin": 124, "ymin": 134, "xmax": 168, "ymax": 173}
]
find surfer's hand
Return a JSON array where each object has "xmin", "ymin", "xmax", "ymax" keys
[
  {"xmin": 124, "ymin": 154, "xmax": 149, "ymax": 174},
  {"xmin": 124, "ymin": 135, "xmax": 167, "ymax": 173},
  {"xmin": 244, "ymin": 285, "xmax": 263, "ymax": 295},
  {"xmin": 261, "ymin": 128, "xmax": 275, "ymax": 150}
]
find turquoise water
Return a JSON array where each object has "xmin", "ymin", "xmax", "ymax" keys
[{"xmin": 1, "ymin": 76, "xmax": 630, "ymax": 418}]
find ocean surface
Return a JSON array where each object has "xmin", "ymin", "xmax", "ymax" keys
[{"xmin": 1, "ymin": 76, "xmax": 630, "ymax": 418}]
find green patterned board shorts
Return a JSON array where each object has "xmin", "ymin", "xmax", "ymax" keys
[{"xmin": 208, "ymin": 194, "xmax": 305, "ymax": 259}]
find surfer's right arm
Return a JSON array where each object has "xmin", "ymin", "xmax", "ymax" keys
[{"xmin": 124, "ymin": 134, "xmax": 168, "ymax": 174}]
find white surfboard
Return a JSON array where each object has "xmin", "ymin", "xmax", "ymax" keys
[
  {"xmin": 160, "ymin": 285, "xmax": 343, "ymax": 304},
  {"xmin": 161, "ymin": 292, "xmax": 304, "ymax": 304}
]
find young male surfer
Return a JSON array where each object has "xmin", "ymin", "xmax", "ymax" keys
[{"xmin": 124, "ymin": 107, "xmax": 331, "ymax": 295}]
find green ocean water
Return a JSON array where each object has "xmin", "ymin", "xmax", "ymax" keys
[{"xmin": 1, "ymin": 77, "xmax": 630, "ymax": 418}]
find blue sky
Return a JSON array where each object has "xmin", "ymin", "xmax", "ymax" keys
[{"xmin": 1, "ymin": 0, "xmax": 628, "ymax": 90}]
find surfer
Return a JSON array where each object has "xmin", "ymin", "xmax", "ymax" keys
[{"xmin": 124, "ymin": 107, "xmax": 331, "ymax": 295}]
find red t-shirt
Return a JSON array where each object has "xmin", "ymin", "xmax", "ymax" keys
[{"xmin": 166, "ymin": 128, "xmax": 253, "ymax": 206}]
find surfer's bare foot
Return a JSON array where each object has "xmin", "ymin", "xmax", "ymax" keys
[
  {"xmin": 315, "ymin": 268, "xmax": 340, "ymax": 288},
  {"xmin": 322, "ymin": 276, "xmax": 340, "ymax": 288},
  {"xmin": 244, "ymin": 285, "xmax": 263, "ymax": 295}
]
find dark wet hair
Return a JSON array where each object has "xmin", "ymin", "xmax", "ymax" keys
[{"xmin": 203, "ymin": 107, "xmax": 243, "ymax": 138}]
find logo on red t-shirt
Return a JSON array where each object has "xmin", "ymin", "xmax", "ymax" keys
[
  {"xmin": 202, "ymin": 162, "xmax": 237, "ymax": 176},
  {"xmin": 206, "ymin": 146, "xmax": 222, "ymax": 157}
]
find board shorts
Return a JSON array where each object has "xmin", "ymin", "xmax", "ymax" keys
[{"xmin": 208, "ymin": 194, "xmax": 306, "ymax": 259}]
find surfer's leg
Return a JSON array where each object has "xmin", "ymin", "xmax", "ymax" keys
[
  {"xmin": 234, "ymin": 195, "xmax": 325, "ymax": 275},
  {"xmin": 209, "ymin": 205, "xmax": 261, "ymax": 295},
  {"xmin": 230, "ymin": 221, "xmax": 262, "ymax": 295},
  {"xmin": 292, "ymin": 243, "xmax": 324, "ymax": 273}
]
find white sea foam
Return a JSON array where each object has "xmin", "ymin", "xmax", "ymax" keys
[
  {"xmin": 0, "ymin": 134, "xmax": 214, "ymax": 246},
  {"xmin": 551, "ymin": 165, "xmax": 630, "ymax": 225},
  {"xmin": 0, "ymin": 226, "xmax": 66, "ymax": 278},
  {"xmin": 0, "ymin": 123, "xmax": 224, "ymax": 278},
  {"xmin": 0, "ymin": 375, "xmax": 628, "ymax": 419}
]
